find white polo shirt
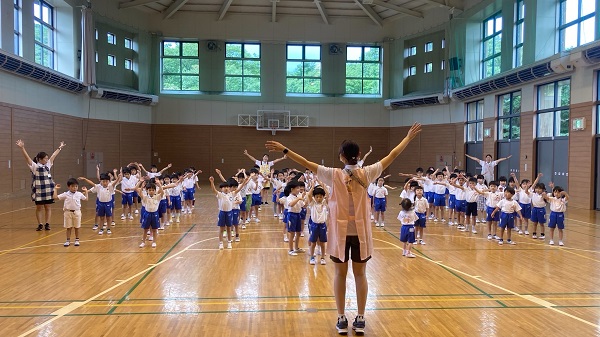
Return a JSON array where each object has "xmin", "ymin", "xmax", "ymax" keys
[{"xmin": 58, "ymin": 191, "xmax": 87, "ymax": 211}]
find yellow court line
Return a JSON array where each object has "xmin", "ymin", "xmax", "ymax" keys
[{"xmin": 372, "ymin": 237, "xmax": 600, "ymax": 330}]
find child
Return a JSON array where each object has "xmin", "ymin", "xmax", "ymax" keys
[
  {"xmin": 209, "ymin": 176, "xmax": 249, "ymax": 249},
  {"xmin": 491, "ymin": 187, "xmax": 523, "ymax": 245},
  {"xmin": 446, "ymin": 174, "xmax": 458, "ymax": 225},
  {"xmin": 53, "ymin": 178, "xmax": 88, "ymax": 247},
  {"xmin": 530, "ymin": 174, "xmax": 548, "ymax": 240},
  {"xmin": 128, "ymin": 164, "xmax": 141, "ymax": 214},
  {"xmin": 79, "ymin": 173, "xmax": 121, "ymax": 235},
  {"xmin": 372, "ymin": 177, "xmax": 388, "ymax": 227},
  {"xmin": 182, "ymin": 169, "xmax": 202, "ymax": 214},
  {"xmin": 398, "ymin": 198, "xmax": 418, "ymax": 258},
  {"xmin": 512, "ymin": 172, "xmax": 532, "ymax": 235},
  {"xmin": 413, "ymin": 186, "xmax": 429, "ymax": 244},
  {"xmin": 498, "ymin": 176, "xmax": 507, "ymax": 192},
  {"xmin": 483, "ymin": 181, "xmax": 503, "ymax": 240},
  {"xmin": 547, "ymin": 183, "xmax": 569, "ymax": 246},
  {"xmin": 286, "ymin": 180, "xmax": 306, "ymax": 256},
  {"xmin": 248, "ymin": 168, "xmax": 264, "ymax": 223},
  {"xmin": 243, "ymin": 150, "xmax": 287, "ymax": 206},
  {"xmin": 136, "ymin": 180, "xmax": 164, "ymax": 248},
  {"xmin": 450, "ymin": 176, "xmax": 467, "ymax": 229},
  {"xmin": 462, "ymin": 177, "xmax": 485, "ymax": 234},
  {"xmin": 475, "ymin": 175, "xmax": 487, "ymax": 223},
  {"xmin": 432, "ymin": 172, "xmax": 447, "ymax": 222},
  {"xmin": 168, "ymin": 173, "xmax": 184, "ymax": 223},
  {"xmin": 307, "ymin": 184, "xmax": 328, "ymax": 265},
  {"xmin": 119, "ymin": 167, "xmax": 136, "ymax": 220},
  {"xmin": 139, "ymin": 163, "xmax": 172, "ymax": 179}
]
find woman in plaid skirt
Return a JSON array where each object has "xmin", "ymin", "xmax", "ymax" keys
[{"xmin": 16, "ymin": 140, "xmax": 66, "ymax": 231}]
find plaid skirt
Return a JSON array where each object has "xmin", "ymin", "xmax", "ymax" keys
[
  {"xmin": 31, "ymin": 165, "xmax": 55, "ymax": 202},
  {"xmin": 477, "ymin": 195, "xmax": 486, "ymax": 210}
]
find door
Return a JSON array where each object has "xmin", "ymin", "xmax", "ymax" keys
[
  {"xmin": 595, "ymin": 138, "xmax": 600, "ymax": 209},
  {"xmin": 497, "ymin": 141, "xmax": 520, "ymax": 179},
  {"xmin": 536, "ymin": 139, "xmax": 568, "ymax": 191},
  {"xmin": 466, "ymin": 142, "xmax": 483, "ymax": 175}
]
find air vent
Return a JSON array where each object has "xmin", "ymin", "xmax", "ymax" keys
[
  {"xmin": 584, "ymin": 45, "xmax": 600, "ymax": 64},
  {"xmin": 0, "ymin": 50, "xmax": 86, "ymax": 93},
  {"xmin": 384, "ymin": 93, "xmax": 448, "ymax": 109},
  {"xmin": 92, "ymin": 87, "xmax": 158, "ymax": 106}
]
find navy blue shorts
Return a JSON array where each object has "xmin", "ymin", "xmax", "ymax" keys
[
  {"xmin": 283, "ymin": 209, "xmax": 289, "ymax": 224},
  {"xmin": 121, "ymin": 192, "xmax": 133, "ymax": 205},
  {"xmin": 374, "ymin": 197, "xmax": 386, "ymax": 212},
  {"xmin": 486, "ymin": 206, "xmax": 499, "ymax": 222},
  {"xmin": 445, "ymin": 188, "xmax": 449, "ymax": 195},
  {"xmin": 240, "ymin": 197, "xmax": 247, "ymax": 211},
  {"xmin": 183, "ymin": 188, "xmax": 195, "ymax": 201},
  {"xmin": 415, "ymin": 212, "xmax": 427, "ymax": 228},
  {"xmin": 400, "ymin": 224, "xmax": 416, "ymax": 243},
  {"xmin": 499, "ymin": 212, "xmax": 516, "ymax": 229},
  {"xmin": 308, "ymin": 219, "xmax": 327, "ymax": 243},
  {"xmin": 548, "ymin": 211, "xmax": 565, "ymax": 229},
  {"xmin": 141, "ymin": 211, "xmax": 160, "ymax": 229},
  {"xmin": 132, "ymin": 191, "xmax": 139, "ymax": 199},
  {"xmin": 425, "ymin": 192, "xmax": 434, "ymax": 204},
  {"xmin": 251, "ymin": 194, "xmax": 262, "ymax": 206},
  {"xmin": 519, "ymin": 203, "xmax": 532, "ymax": 219},
  {"xmin": 466, "ymin": 202, "xmax": 478, "ymax": 216},
  {"xmin": 170, "ymin": 195, "xmax": 182, "ymax": 210},
  {"xmin": 232, "ymin": 209, "xmax": 240, "ymax": 225},
  {"xmin": 448, "ymin": 195, "xmax": 456, "ymax": 209},
  {"xmin": 139, "ymin": 207, "xmax": 146, "ymax": 224},
  {"xmin": 287, "ymin": 212, "xmax": 302, "ymax": 232},
  {"xmin": 433, "ymin": 193, "xmax": 445, "ymax": 207},
  {"xmin": 218, "ymin": 210, "xmax": 233, "ymax": 227},
  {"xmin": 455, "ymin": 199, "xmax": 466, "ymax": 213},
  {"xmin": 300, "ymin": 208, "xmax": 307, "ymax": 220},
  {"xmin": 531, "ymin": 207, "xmax": 546, "ymax": 224},
  {"xmin": 97, "ymin": 201, "xmax": 113, "ymax": 217},
  {"xmin": 158, "ymin": 199, "xmax": 168, "ymax": 216},
  {"xmin": 272, "ymin": 191, "xmax": 277, "ymax": 202}
]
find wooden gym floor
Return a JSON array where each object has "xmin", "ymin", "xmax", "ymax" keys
[{"xmin": 0, "ymin": 188, "xmax": 599, "ymax": 337}]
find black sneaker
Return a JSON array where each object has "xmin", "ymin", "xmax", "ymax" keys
[
  {"xmin": 539, "ymin": 233, "xmax": 546, "ymax": 239},
  {"xmin": 336, "ymin": 316, "xmax": 349, "ymax": 335},
  {"xmin": 352, "ymin": 316, "xmax": 365, "ymax": 335},
  {"xmin": 36, "ymin": 224, "xmax": 43, "ymax": 231},
  {"xmin": 92, "ymin": 224, "xmax": 99, "ymax": 230},
  {"xmin": 45, "ymin": 223, "xmax": 51, "ymax": 230}
]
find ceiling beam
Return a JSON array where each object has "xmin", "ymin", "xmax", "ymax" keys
[
  {"xmin": 217, "ymin": 0, "xmax": 235, "ymax": 20},
  {"xmin": 119, "ymin": 0, "xmax": 161, "ymax": 9},
  {"xmin": 353, "ymin": 0, "xmax": 383, "ymax": 27},
  {"xmin": 163, "ymin": 0, "xmax": 190, "ymax": 19},
  {"xmin": 271, "ymin": 0, "xmax": 277, "ymax": 22},
  {"xmin": 314, "ymin": 0, "xmax": 329, "ymax": 24},
  {"xmin": 409, "ymin": 0, "xmax": 461, "ymax": 10},
  {"xmin": 372, "ymin": 0, "xmax": 423, "ymax": 18}
]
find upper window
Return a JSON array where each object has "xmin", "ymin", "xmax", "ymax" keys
[
  {"xmin": 559, "ymin": 0, "xmax": 595, "ymax": 51},
  {"xmin": 34, "ymin": 0, "xmax": 54, "ymax": 68},
  {"xmin": 346, "ymin": 46, "xmax": 381, "ymax": 95},
  {"xmin": 408, "ymin": 46, "xmax": 417, "ymax": 56},
  {"xmin": 514, "ymin": 0, "xmax": 525, "ymax": 67},
  {"xmin": 537, "ymin": 79, "xmax": 571, "ymax": 137},
  {"xmin": 498, "ymin": 91, "xmax": 521, "ymax": 140},
  {"xmin": 441, "ymin": 39, "xmax": 446, "ymax": 49},
  {"xmin": 286, "ymin": 45, "xmax": 321, "ymax": 94},
  {"xmin": 14, "ymin": 0, "xmax": 21, "ymax": 56},
  {"xmin": 124, "ymin": 38, "xmax": 132, "ymax": 49},
  {"xmin": 424, "ymin": 62, "xmax": 433, "ymax": 73},
  {"xmin": 425, "ymin": 42, "xmax": 433, "ymax": 52},
  {"xmin": 107, "ymin": 33, "xmax": 116, "ymax": 45},
  {"xmin": 408, "ymin": 66, "xmax": 417, "ymax": 76},
  {"xmin": 107, "ymin": 54, "xmax": 116, "ymax": 67},
  {"xmin": 466, "ymin": 100, "xmax": 484, "ymax": 142},
  {"xmin": 225, "ymin": 43, "xmax": 261, "ymax": 93},
  {"xmin": 161, "ymin": 41, "xmax": 200, "ymax": 91},
  {"xmin": 125, "ymin": 58, "xmax": 132, "ymax": 70},
  {"xmin": 482, "ymin": 12, "xmax": 502, "ymax": 79}
]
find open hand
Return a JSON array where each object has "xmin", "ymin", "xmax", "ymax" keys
[
  {"xmin": 15, "ymin": 139, "xmax": 24, "ymax": 148},
  {"xmin": 265, "ymin": 141, "xmax": 285, "ymax": 153},
  {"xmin": 406, "ymin": 123, "xmax": 422, "ymax": 141},
  {"xmin": 81, "ymin": 186, "xmax": 87, "ymax": 192}
]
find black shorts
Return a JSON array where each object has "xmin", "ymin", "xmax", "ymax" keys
[
  {"xmin": 466, "ymin": 202, "xmax": 478, "ymax": 216},
  {"xmin": 35, "ymin": 199, "xmax": 55, "ymax": 205},
  {"xmin": 330, "ymin": 236, "xmax": 371, "ymax": 263}
]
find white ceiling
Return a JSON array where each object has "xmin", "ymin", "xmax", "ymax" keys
[{"xmin": 118, "ymin": 0, "xmax": 465, "ymax": 26}]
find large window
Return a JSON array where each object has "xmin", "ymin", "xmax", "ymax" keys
[
  {"xmin": 34, "ymin": 0, "xmax": 54, "ymax": 68},
  {"xmin": 514, "ymin": 0, "xmax": 524, "ymax": 67},
  {"xmin": 161, "ymin": 41, "xmax": 199, "ymax": 91},
  {"xmin": 286, "ymin": 45, "xmax": 321, "ymax": 94},
  {"xmin": 225, "ymin": 43, "xmax": 261, "ymax": 93},
  {"xmin": 14, "ymin": 0, "xmax": 21, "ymax": 56},
  {"xmin": 559, "ymin": 0, "xmax": 595, "ymax": 51},
  {"xmin": 345, "ymin": 46, "xmax": 381, "ymax": 95},
  {"xmin": 482, "ymin": 12, "xmax": 502, "ymax": 78},
  {"xmin": 466, "ymin": 100, "xmax": 484, "ymax": 142},
  {"xmin": 498, "ymin": 91, "xmax": 521, "ymax": 140},
  {"xmin": 537, "ymin": 79, "xmax": 570, "ymax": 138}
]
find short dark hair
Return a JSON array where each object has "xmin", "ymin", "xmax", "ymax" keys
[
  {"xmin": 237, "ymin": 172, "xmax": 245, "ymax": 179},
  {"xmin": 486, "ymin": 154, "xmax": 493, "ymax": 158},
  {"xmin": 249, "ymin": 168, "xmax": 259, "ymax": 174},
  {"xmin": 67, "ymin": 178, "xmax": 78, "ymax": 187},
  {"xmin": 99, "ymin": 173, "xmax": 110, "ymax": 181},
  {"xmin": 34, "ymin": 152, "xmax": 49, "ymax": 163},
  {"xmin": 534, "ymin": 182, "xmax": 545, "ymax": 190},
  {"xmin": 468, "ymin": 177, "xmax": 477, "ymax": 183},
  {"xmin": 400, "ymin": 198, "xmax": 413, "ymax": 211},
  {"xmin": 339, "ymin": 140, "xmax": 360, "ymax": 165},
  {"xmin": 312, "ymin": 186, "xmax": 326, "ymax": 197},
  {"xmin": 415, "ymin": 185, "xmax": 423, "ymax": 191},
  {"xmin": 504, "ymin": 187, "xmax": 515, "ymax": 195},
  {"xmin": 476, "ymin": 175, "xmax": 484, "ymax": 180},
  {"xmin": 435, "ymin": 172, "xmax": 444, "ymax": 177},
  {"xmin": 122, "ymin": 168, "xmax": 131, "ymax": 174},
  {"xmin": 146, "ymin": 183, "xmax": 157, "ymax": 190},
  {"xmin": 520, "ymin": 179, "xmax": 530, "ymax": 185},
  {"xmin": 449, "ymin": 173, "xmax": 458, "ymax": 179},
  {"xmin": 553, "ymin": 186, "xmax": 564, "ymax": 194},
  {"xmin": 219, "ymin": 182, "xmax": 229, "ymax": 189},
  {"xmin": 409, "ymin": 181, "xmax": 420, "ymax": 188},
  {"xmin": 228, "ymin": 178, "xmax": 239, "ymax": 187},
  {"xmin": 151, "ymin": 164, "xmax": 157, "ymax": 169},
  {"xmin": 498, "ymin": 176, "xmax": 507, "ymax": 182},
  {"xmin": 416, "ymin": 167, "xmax": 424, "ymax": 173},
  {"xmin": 489, "ymin": 181, "xmax": 499, "ymax": 187}
]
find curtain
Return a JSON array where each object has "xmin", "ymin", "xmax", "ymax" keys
[{"xmin": 80, "ymin": 6, "xmax": 96, "ymax": 86}]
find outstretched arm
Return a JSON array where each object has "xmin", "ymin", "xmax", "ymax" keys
[
  {"xmin": 208, "ymin": 176, "xmax": 218, "ymax": 195},
  {"xmin": 496, "ymin": 155, "xmax": 512, "ymax": 164},
  {"xmin": 243, "ymin": 150, "xmax": 258, "ymax": 163},
  {"xmin": 265, "ymin": 142, "xmax": 319, "ymax": 173},
  {"xmin": 271, "ymin": 155, "xmax": 287, "ymax": 165},
  {"xmin": 15, "ymin": 140, "xmax": 34, "ymax": 166},
  {"xmin": 158, "ymin": 163, "xmax": 172, "ymax": 174},
  {"xmin": 465, "ymin": 154, "xmax": 481, "ymax": 163},
  {"xmin": 362, "ymin": 146, "xmax": 373, "ymax": 163},
  {"xmin": 77, "ymin": 177, "xmax": 96, "ymax": 187},
  {"xmin": 380, "ymin": 123, "xmax": 422, "ymax": 171},
  {"xmin": 49, "ymin": 141, "xmax": 66, "ymax": 164},
  {"xmin": 215, "ymin": 169, "xmax": 227, "ymax": 182}
]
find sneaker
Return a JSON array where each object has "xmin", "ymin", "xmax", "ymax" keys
[
  {"xmin": 235, "ymin": 236, "xmax": 240, "ymax": 242},
  {"xmin": 402, "ymin": 251, "xmax": 406, "ymax": 256},
  {"xmin": 336, "ymin": 316, "xmax": 349, "ymax": 335},
  {"xmin": 74, "ymin": 240, "xmax": 80, "ymax": 246},
  {"xmin": 380, "ymin": 223, "xmax": 385, "ymax": 227},
  {"xmin": 370, "ymin": 214, "xmax": 374, "ymax": 221},
  {"xmin": 103, "ymin": 224, "xmax": 107, "ymax": 229},
  {"xmin": 254, "ymin": 218, "xmax": 261, "ymax": 223},
  {"xmin": 518, "ymin": 230, "xmax": 524, "ymax": 235},
  {"xmin": 107, "ymin": 229, "xmax": 112, "ymax": 234},
  {"xmin": 219, "ymin": 242, "xmax": 224, "ymax": 250},
  {"xmin": 274, "ymin": 214, "xmax": 279, "ymax": 217},
  {"xmin": 524, "ymin": 231, "xmax": 529, "ymax": 235},
  {"xmin": 258, "ymin": 207, "xmax": 262, "ymax": 211},
  {"xmin": 310, "ymin": 256, "xmax": 316, "ymax": 265},
  {"xmin": 288, "ymin": 250, "xmax": 298, "ymax": 256},
  {"xmin": 494, "ymin": 235, "xmax": 500, "ymax": 240},
  {"xmin": 176, "ymin": 218, "xmax": 181, "ymax": 223},
  {"xmin": 487, "ymin": 234, "xmax": 492, "ymax": 240},
  {"xmin": 64, "ymin": 240, "xmax": 70, "ymax": 247},
  {"xmin": 148, "ymin": 236, "xmax": 154, "ymax": 241},
  {"xmin": 406, "ymin": 253, "xmax": 416, "ymax": 258},
  {"xmin": 539, "ymin": 233, "xmax": 546, "ymax": 239},
  {"xmin": 457, "ymin": 224, "xmax": 465, "ymax": 230},
  {"xmin": 279, "ymin": 215, "xmax": 284, "ymax": 220},
  {"xmin": 448, "ymin": 221, "xmax": 454, "ymax": 226},
  {"xmin": 507, "ymin": 240, "xmax": 516, "ymax": 245},
  {"xmin": 498, "ymin": 240, "xmax": 504, "ymax": 245},
  {"xmin": 245, "ymin": 219, "xmax": 250, "ymax": 224},
  {"xmin": 36, "ymin": 224, "xmax": 43, "ymax": 231},
  {"xmin": 284, "ymin": 236, "xmax": 289, "ymax": 242},
  {"xmin": 158, "ymin": 227, "xmax": 165, "ymax": 230},
  {"xmin": 352, "ymin": 317, "xmax": 365, "ymax": 335},
  {"xmin": 241, "ymin": 224, "xmax": 246, "ymax": 230},
  {"xmin": 294, "ymin": 248, "xmax": 305, "ymax": 253},
  {"xmin": 134, "ymin": 210, "xmax": 139, "ymax": 214},
  {"xmin": 419, "ymin": 240, "xmax": 426, "ymax": 245},
  {"xmin": 227, "ymin": 241, "xmax": 232, "ymax": 249},
  {"xmin": 151, "ymin": 242, "xmax": 156, "ymax": 248},
  {"xmin": 441, "ymin": 219, "xmax": 446, "ymax": 222},
  {"xmin": 375, "ymin": 223, "xmax": 380, "ymax": 227},
  {"xmin": 476, "ymin": 219, "xmax": 481, "ymax": 223},
  {"xmin": 532, "ymin": 233, "xmax": 538, "ymax": 239},
  {"xmin": 472, "ymin": 229, "xmax": 478, "ymax": 234},
  {"xmin": 433, "ymin": 218, "xmax": 439, "ymax": 222},
  {"xmin": 549, "ymin": 240, "xmax": 554, "ymax": 245},
  {"xmin": 121, "ymin": 214, "xmax": 125, "ymax": 220},
  {"xmin": 45, "ymin": 223, "xmax": 51, "ymax": 230},
  {"xmin": 98, "ymin": 229, "xmax": 104, "ymax": 235},
  {"xmin": 139, "ymin": 242, "xmax": 145, "ymax": 248},
  {"xmin": 128, "ymin": 215, "xmax": 134, "ymax": 220},
  {"xmin": 111, "ymin": 221, "xmax": 116, "ymax": 226},
  {"xmin": 559, "ymin": 241, "xmax": 564, "ymax": 246},
  {"xmin": 320, "ymin": 258, "xmax": 327, "ymax": 265},
  {"xmin": 92, "ymin": 224, "xmax": 99, "ymax": 230},
  {"xmin": 171, "ymin": 214, "xmax": 175, "ymax": 218}
]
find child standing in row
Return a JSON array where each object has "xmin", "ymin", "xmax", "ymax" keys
[
  {"xmin": 307, "ymin": 184, "xmax": 328, "ymax": 265},
  {"xmin": 54, "ymin": 179, "xmax": 88, "ymax": 247},
  {"xmin": 483, "ymin": 181, "xmax": 503, "ymax": 240},
  {"xmin": 79, "ymin": 173, "xmax": 121, "ymax": 235},
  {"xmin": 413, "ymin": 186, "xmax": 428, "ymax": 245},
  {"xmin": 491, "ymin": 187, "xmax": 523, "ymax": 245},
  {"xmin": 372, "ymin": 177, "xmax": 388, "ymax": 227},
  {"xmin": 547, "ymin": 183, "xmax": 569, "ymax": 246},
  {"xmin": 286, "ymin": 180, "xmax": 306, "ymax": 256},
  {"xmin": 136, "ymin": 180, "xmax": 163, "ymax": 248},
  {"xmin": 398, "ymin": 198, "xmax": 418, "ymax": 258},
  {"xmin": 530, "ymin": 174, "xmax": 548, "ymax": 240}
]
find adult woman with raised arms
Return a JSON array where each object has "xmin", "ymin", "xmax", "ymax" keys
[{"xmin": 265, "ymin": 123, "xmax": 422, "ymax": 335}]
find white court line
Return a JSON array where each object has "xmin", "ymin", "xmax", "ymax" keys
[
  {"xmin": 372, "ymin": 237, "xmax": 600, "ymax": 330},
  {"xmin": 0, "ymin": 205, "xmax": 35, "ymax": 216}
]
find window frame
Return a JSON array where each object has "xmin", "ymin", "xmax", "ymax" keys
[
  {"xmin": 482, "ymin": 12, "xmax": 502, "ymax": 79},
  {"xmin": 425, "ymin": 41, "xmax": 433, "ymax": 53},
  {"xmin": 124, "ymin": 38, "xmax": 132, "ymax": 49},
  {"xmin": 514, "ymin": 0, "xmax": 525, "ymax": 67},
  {"xmin": 408, "ymin": 65, "xmax": 417, "ymax": 76},
  {"xmin": 160, "ymin": 40, "xmax": 200, "ymax": 92},
  {"xmin": 14, "ymin": 0, "xmax": 21, "ymax": 56},
  {"xmin": 536, "ymin": 79, "xmax": 571, "ymax": 138},
  {"xmin": 224, "ymin": 42, "xmax": 261, "ymax": 93},
  {"xmin": 286, "ymin": 44, "xmax": 322, "ymax": 94},
  {"xmin": 558, "ymin": 0, "xmax": 596, "ymax": 51},
  {"xmin": 125, "ymin": 58, "xmax": 132, "ymax": 70},
  {"xmin": 107, "ymin": 54, "xmax": 116, "ymax": 67},
  {"xmin": 424, "ymin": 62, "xmax": 433, "ymax": 73},
  {"xmin": 107, "ymin": 32, "xmax": 116, "ymax": 45},
  {"xmin": 466, "ymin": 100, "xmax": 484, "ymax": 143},
  {"xmin": 497, "ymin": 90, "xmax": 522, "ymax": 141},
  {"xmin": 33, "ymin": 0, "xmax": 54, "ymax": 69},
  {"xmin": 408, "ymin": 45, "xmax": 417, "ymax": 56},
  {"xmin": 345, "ymin": 45, "xmax": 382, "ymax": 95}
]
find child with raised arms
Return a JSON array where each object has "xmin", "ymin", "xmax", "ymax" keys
[
  {"xmin": 135, "ymin": 179, "xmax": 164, "ymax": 248},
  {"xmin": 78, "ymin": 172, "xmax": 121, "ymax": 235},
  {"xmin": 168, "ymin": 173, "xmax": 184, "ymax": 223},
  {"xmin": 398, "ymin": 198, "xmax": 418, "ymax": 258},
  {"xmin": 138, "ymin": 163, "xmax": 172, "ymax": 179},
  {"xmin": 491, "ymin": 187, "xmax": 523, "ymax": 245},
  {"xmin": 119, "ymin": 167, "xmax": 136, "ymax": 221},
  {"xmin": 547, "ymin": 182, "xmax": 569, "ymax": 246},
  {"xmin": 529, "ymin": 173, "xmax": 548, "ymax": 240},
  {"xmin": 372, "ymin": 177, "xmax": 388, "ymax": 227},
  {"xmin": 413, "ymin": 185, "xmax": 429, "ymax": 245},
  {"xmin": 483, "ymin": 181, "xmax": 503, "ymax": 240}
]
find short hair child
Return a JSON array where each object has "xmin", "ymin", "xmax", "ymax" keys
[
  {"xmin": 547, "ymin": 184, "xmax": 569, "ymax": 246},
  {"xmin": 136, "ymin": 181, "xmax": 164, "ymax": 248},
  {"xmin": 286, "ymin": 180, "xmax": 306, "ymax": 256},
  {"xmin": 307, "ymin": 185, "xmax": 328, "ymax": 265},
  {"xmin": 413, "ymin": 185, "xmax": 429, "ymax": 245},
  {"xmin": 398, "ymin": 198, "xmax": 419, "ymax": 258},
  {"xmin": 530, "ymin": 175, "xmax": 548, "ymax": 240},
  {"xmin": 483, "ymin": 181, "xmax": 503, "ymax": 240},
  {"xmin": 372, "ymin": 177, "xmax": 389, "ymax": 227},
  {"xmin": 53, "ymin": 178, "xmax": 88, "ymax": 247},
  {"xmin": 491, "ymin": 187, "xmax": 523, "ymax": 245}
]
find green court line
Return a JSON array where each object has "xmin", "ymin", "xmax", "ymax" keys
[
  {"xmin": 106, "ymin": 224, "xmax": 197, "ymax": 315},
  {"xmin": 382, "ymin": 228, "xmax": 508, "ymax": 308}
]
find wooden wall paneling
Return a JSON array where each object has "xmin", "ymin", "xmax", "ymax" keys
[
  {"xmin": 151, "ymin": 125, "xmax": 212, "ymax": 174},
  {"xmin": 420, "ymin": 124, "xmax": 459, "ymax": 170},
  {"xmin": 520, "ymin": 111, "xmax": 534, "ymax": 181},
  {"xmin": 82, "ymin": 119, "xmax": 122, "ymax": 176},
  {"xmin": 568, "ymin": 102, "xmax": 595, "ymax": 209},
  {"xmin": 119, "ymin": 123, "xmax": 152, "ymax": 167},
  {"xmin": 262, "ymin": 127, "xmax": 334, "ymax": 172},
  {"xmin": 388, "ymin": 126, "xmax": 417, "ymax": 183},
  {"xmin": 0, "ymin": 107, "xmax": 12, "ymax": 196},
  {"xmin": 454, "ymin": 123, "xmax": 465, "ymax": 169},
  {"xmin": 52, "ymin": 115, "xmax": 84, "ymax": 185},
  {"xmin": 333, "ymin": 127, "xmax": 390, "ymax": 173},
  {"xmin": 11, "ymin": 109, "xmax": 53, "ymax": 193}
]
